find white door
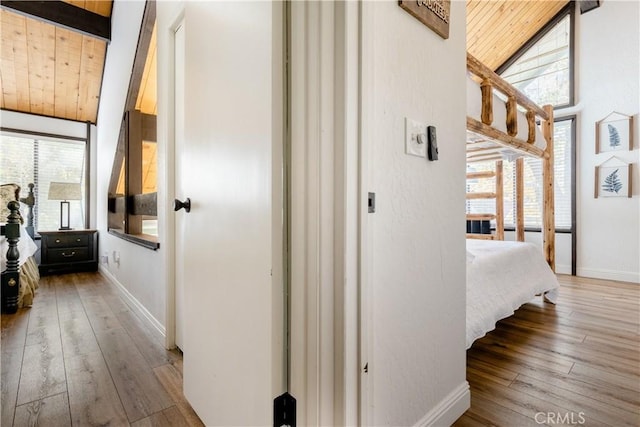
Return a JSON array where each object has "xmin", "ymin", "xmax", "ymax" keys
[{"xmin": 168, "ymin": 2, "xmax": 284, "ymax": 425}]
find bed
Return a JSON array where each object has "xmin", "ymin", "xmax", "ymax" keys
[
  {"xmin": 464, "ymin": 53, "xmax": 558, "ymax": 347},
  {"xmin": 1, "ymin": 183, "xmax": 39, "ymax": 313},
  {"xmin": 465, "ymin": 53, "xmax": 555, "ymax": 267},
  {"xmin": 466, "ymin": 239, "xmax": 559, "ymax": 348}
]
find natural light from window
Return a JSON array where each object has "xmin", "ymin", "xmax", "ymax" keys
[
  {"xmin": 1, "ymin": 133, "xmax": 87, "ymax": 231},
  {"xmin": 500, "ymin": 15, "xmax": 571, "ymax": 108}
]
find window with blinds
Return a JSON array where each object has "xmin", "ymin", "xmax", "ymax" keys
[
  {"xmin": 499, "ymin": 6, "xmax": 574, "ymax": 108},
  {"xmin": 465, "ymin": 118, "xmax": 574, "ymax": 231},
  {"xmin": 0, "ymin": 133, "xmax": 87, "ymax": 231}
]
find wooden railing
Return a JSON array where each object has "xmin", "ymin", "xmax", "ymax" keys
[{"xmin": 466, "ymin": 52, "xmax": 555, "ymax": 270}]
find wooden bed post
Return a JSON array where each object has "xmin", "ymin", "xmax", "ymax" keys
[
  {"xmin": 515, "ymin": 157, "xmax": 525, "ymax": 242},
  {"xmin": 495, "ymin": 160, "xmax": 504, "ymax": 240},
  {"xmin": 2, "ymin": 201, "xmax": 21, "ymax": 314},
  {"xmin": 542, "ymin": 105, "xmax": 555, "ymax": 270}
]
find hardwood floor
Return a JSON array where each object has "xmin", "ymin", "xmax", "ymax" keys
[
  {"xmin": 454, "ymin": 274, "xmax": 640, "ymax": 427},
  {"xmin": 2, "ymin": 272, "xmax": 638, "ymax": 426},
  {"xmin": 1, "ymin": 272, "xmax": 204, "ymax": 427}
]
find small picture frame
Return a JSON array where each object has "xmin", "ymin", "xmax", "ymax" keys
[
  {"xmin": 595, "ymin": 112, "xmax": 633, "ymax": 153},
  {"xmin": 595, "ymin": 163, "xmax": 632, "ymax": 198}
]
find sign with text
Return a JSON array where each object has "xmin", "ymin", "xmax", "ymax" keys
[{"xmin": 399, "ymin": 0, "xmax": 451, "ymax": 39}]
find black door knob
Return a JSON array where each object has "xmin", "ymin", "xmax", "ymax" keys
[{"xmin": 174, "ymin": 198, "xmax": 191, "ymax": 213}]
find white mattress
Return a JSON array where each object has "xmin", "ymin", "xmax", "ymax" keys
[
  {"xmin": 466, "ymin": 74, "xmax": 547, "ymax": 151},
  {"xmin": 1, "ymin": 224, "xmax": 38, "ymax": 272},
  {"xmin": 466, "ymin": 239, "xmax": 559, "ymax": 349}
]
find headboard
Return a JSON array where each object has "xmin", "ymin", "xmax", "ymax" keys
[{"xmin": 1, "ymin": 183, "xmax": 35, "ymax": 238}]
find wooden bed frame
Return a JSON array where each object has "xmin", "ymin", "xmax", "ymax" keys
[
  {"xmin": 465, "ymin": 53, "xmax": 555, "ymax": 271},
  {"xmin": 1, "ymin": 183, "xmax": 36, "ymax": 313}
]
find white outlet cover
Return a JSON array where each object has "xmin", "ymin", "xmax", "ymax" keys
[{"xmin": 405, "ymin": 117, "xmax": 427, "ymax": 158}]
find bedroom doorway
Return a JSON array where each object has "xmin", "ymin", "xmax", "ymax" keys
[{"xmin": 165, "ymin": 2, "xmax": 286, "ymax": 425}]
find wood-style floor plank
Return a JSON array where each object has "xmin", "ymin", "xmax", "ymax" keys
[
  {"xmin": 1, "ymin": 308, "xmax": 29, "ymax": 427},
  {"xmin": 131, "ymin": 406, "xmax": 191, "ymax": 427},
  {"xmin": 154, "ymin": 363, "xmax": 205, "ymax": 427},
  {"xmin": 15, "ymin": 280, "xmax": 66, "ymax": 406},
  {"xmin": 13, "ymin": 392, "xmax": 71, "ymax": 427},
  {"xmin": 1, "ymin": 272, "xmax": 203, "ymax": 427},
  {"xmin": 93, "ymin": 327, "xmax": 173, "ymax": 422},
  {"xmin": 455, "ymin": 275, "xmax": 640, "ymax": 427},
  {"xmin": 65, "ymin": 350, "xmax": 129, "ymax": 426},
  {"xmin": 59, "ymin": 315, "xmax": 102, "ymax": 358}
]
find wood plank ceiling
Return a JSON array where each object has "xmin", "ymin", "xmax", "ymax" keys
[
  {"xmin": 0, "ymin": 0, "xmax": 112, "ymax": 124},
  {"xmin": 1, "ymin": 0, "xmax": 569, "ymax": 126},
  {"xmin": 467, "ymin": 0, "xmax": 569, "ymax": 71}
]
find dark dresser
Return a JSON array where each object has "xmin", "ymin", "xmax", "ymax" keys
[{"xmin": 39, "ymin": 230, "xmax": 98, "ymax": 275}]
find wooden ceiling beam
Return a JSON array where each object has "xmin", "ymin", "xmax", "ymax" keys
[{"xmin": 0, "ymin": 0, "xmax": 110, "ymax": 42}]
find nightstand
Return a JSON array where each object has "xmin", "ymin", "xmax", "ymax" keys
[{"xmin": 39, "ymin": 230, "xmax": 98, "ymax": 275}]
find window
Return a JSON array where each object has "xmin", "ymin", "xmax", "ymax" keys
[
  {"xmin": 466, "ymin": 117, "xmax": 575, "ymax": 231},
  {"xmin": 498, "ymin": 4, "xmax": 574, "ymax": 108},
  {"xmin": 107, "ymin": 0, "xmax": 158, "ymax": 249},
  {"xmin": 0, "ymin": 131, "xmax": 88, "ymax": 231}
]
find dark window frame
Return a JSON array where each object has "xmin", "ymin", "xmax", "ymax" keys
[
  {"xmin": 496, "ymin": 2, "xmax": 576, "ymax": 110},
  {"xmin": 107, "ymin": 0, "xmax": 158, "ymax": 250},
  {"xmin": 1, "ymin": 124, "xmax": 92, "ymax": 232},
  {"xmin": 498, "ymin": 116, "xmax": 577, "ymax": 275}
]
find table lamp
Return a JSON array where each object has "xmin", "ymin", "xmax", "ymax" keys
[{"xmin": 48, "ymin": 182, "xmax": 82, "ymax": 230}]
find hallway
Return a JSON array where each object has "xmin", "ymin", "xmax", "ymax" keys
[{"xmin": 1, "ymin": 272, "xmax": 203, "ymax": 426}]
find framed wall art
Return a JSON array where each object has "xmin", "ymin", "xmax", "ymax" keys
[
  {"xmin": 595, "ymin": 111, "xmax": 634, "ymax": 153},
  {"xmin": 399, "ymin": 0, "xmax": 451, "ymax": 39},
  {"xmin": 595, "ymin": 160, "xmax": 633, "ymax": 198}
]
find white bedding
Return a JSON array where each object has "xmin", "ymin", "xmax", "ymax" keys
[
  {"xmin": 466, "ymin": 239, "xmax": 559, "ymax": 349},
  {"xmin": 1, "ymin": 224, "xmax": 38, "ymax": 272},
  {"xmin": 466, "ymin": 74, "xmax": 547, "ymax": 151}
]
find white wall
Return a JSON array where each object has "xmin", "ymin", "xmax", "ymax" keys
[
  {"xmin": 0, "ymin": 110, "xmax": 98, "ymax": 229},
  {"xmin": 504, "ymin": 231, "xmax": 572, "ymax": 275},
  {"xmin": 569, "ymin": 1, "xmax": 640, "ymax": 283},
  {"xmin": 95, "ymin": 1, "xmax": 167, "ymax": 330},
  {"xmin": 363, "ymin": 1, "xmax": 469, "ymax": 425}
]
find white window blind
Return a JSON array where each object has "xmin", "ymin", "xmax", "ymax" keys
[
  {"xmin": 501, "ymin": 14, "xmax": 571, "ymax": 108},
  {"xmin": 466, "ymin": 119, "xmax": 573, "ymax": 231},
  {"xmin": 503, "ymin": 120, "xmax": 573, "ymax": 230},
  {"xmin": 1, "ymin": 134, "xmax": 86, "ymax": 231}
]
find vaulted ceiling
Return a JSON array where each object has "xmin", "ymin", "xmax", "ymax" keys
[
  {"xmin": 467, "ymin": 0, "xmax": 570, "ymax": 71},
  {"xmin": 0, "ymin": 1, "xmax": 113, "ymax": 124},
  {"xmin": 1, "ymin": 1, "xmax": 570, "ymax": 126}
]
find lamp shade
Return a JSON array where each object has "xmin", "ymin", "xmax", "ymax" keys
[{"xmin": 48, "ymin": 182, "xmax": 82, "ymax": 201}]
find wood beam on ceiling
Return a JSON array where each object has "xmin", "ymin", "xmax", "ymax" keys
[
  {"xmin": 125, "ymin": 0, "xmax": 155, "ymax": 111},
  {"xmin": 0, "ymin": 0, "xmax": 110, "ymax": 42}
]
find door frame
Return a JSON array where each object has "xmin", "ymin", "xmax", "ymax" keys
[
  {"xmin": 288, "ymin": 1, "xmax": 363, "ymax": 425},
  {"xmin": 159, "ymin": 1, "xmax": 364, "ymax": 424},
  {"xmin": 159, "ymin": 2, "xmax": 185, "ymax": 351}
]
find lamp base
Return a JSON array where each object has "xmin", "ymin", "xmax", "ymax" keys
[{"xmin": 59, "ymin": 200, "xmax": 71, "ymax": 230}]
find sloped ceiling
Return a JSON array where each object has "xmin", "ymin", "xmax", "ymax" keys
[
  {"xmin": 467, "ymin": 0, "xmax": 569, "ymax": 71},
  {"xmin": 0, "ymin": 1, "xmax": 113, "ymax": 124},
  {"xmin": 1, "ymin": 0, "xmax": 569, "ymax": 125}
]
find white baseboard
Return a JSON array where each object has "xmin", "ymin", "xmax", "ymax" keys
[
  {"xmin": 576, "ymin": 267, "xmax": 640, "ymax": 284},
  {"xmin": 414, "ymin": 382, "xmax": 470, "ymax": 427},
  {"xmin": 555, "ymin": 264, "xmax": 571, "ymax": 275},
  {"xmin": 98, "ymin": 266, "xmax": 166, "ymax": 337}
]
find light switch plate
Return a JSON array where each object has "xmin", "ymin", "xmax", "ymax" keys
[{"xmin": 405, "ymin": 117, "xmax": 427, "ymax": 158}]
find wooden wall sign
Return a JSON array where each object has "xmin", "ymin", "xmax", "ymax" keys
[{"xmin": 399, "ymin": 0, "xmax": 451, "ymax": 39}]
